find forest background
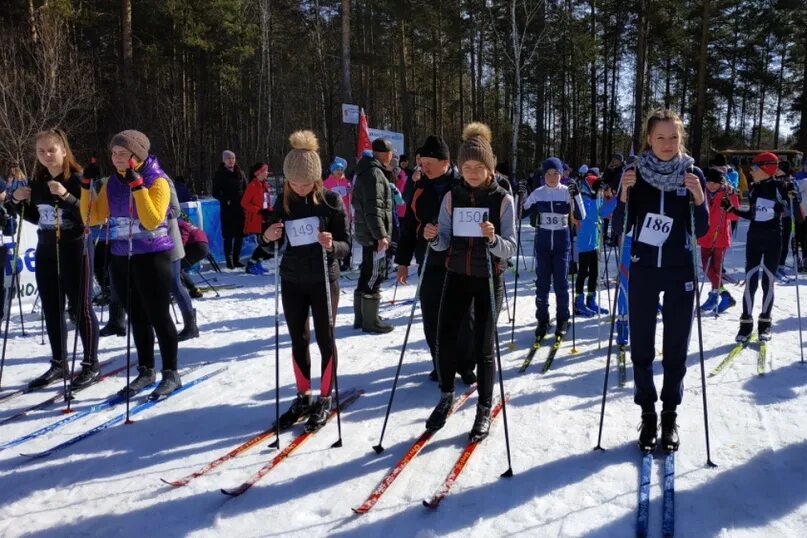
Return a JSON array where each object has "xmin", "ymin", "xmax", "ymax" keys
[{"xmin": 1, "ymin": 0, "xmax": 806, "ymax": 194}]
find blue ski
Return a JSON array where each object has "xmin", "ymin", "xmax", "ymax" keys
[
  {"xmin": 21, "ymin": 367, "xmax": 226, "ymax": 460},
  {"xmin": 662, "ymin": 452, "xmax": 675, "ymax": 538},
  {"xmin": 636, "ymin": 452, "xmax": 653, "ymax": 537}
]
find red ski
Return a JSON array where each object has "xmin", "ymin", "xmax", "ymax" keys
[
  {"xmin": 163, "ymin": 388, "xmax": 357, "ymax": 488},
  {"xmin": 220, "ymin": 389, "xmax": 363, "ymax": 497},
  {"xmin": 351, "ymin": 384, "xmax": 477, "ymax": 514},
  {"xmin": 422, "ymin": 394, "xmax": 509, "ymax": 509}
]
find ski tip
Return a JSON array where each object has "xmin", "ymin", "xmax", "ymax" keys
[
  {"xmin": 160, "ymin": 478, "xmax": 184, "ymax": 488},
  {"xmin": 372, "ymin": 445, "xmax": 385, "ymax": 454},
  {"xmin": 422, "ymin": 498, "xmax": 438, "ymax": 510},
  {"xmin": 220, "ymin": 488, "xmax": 242, "ymax": 497},
  {"xmin": 351, "ymin": 506, "xmax": 368, "ymax": 515}
]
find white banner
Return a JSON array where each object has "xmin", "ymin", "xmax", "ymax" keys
[
  {"xmin": 3, "ymin": 219, "xmax": 40, "ymax": 306},
  {"xmin": 368, "ymin": 128, "xmax": 405, "ymax": 157}
]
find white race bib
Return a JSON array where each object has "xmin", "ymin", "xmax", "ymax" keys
[
  {"xmin": 285, "ymin": 216, "xmax": 319, "ymax": 247},
  {"xmin": 112, "ymin": 216, "xmax": 136, "ymax": 238},
  {"xmin": 754, "ymin": 198, "xmax": 775, "ymax": 222},
  {"xmin": 331, "ymin": 186, "xmax": 348, "ymax": 197},
  {"xmin": 37, "ymin": 205, "xmax": 63, "ymax": 227},
  {"xmin": 638, "ymin": 212, "xmax": 673, "ymax": 247},
  {"xmin": 453, "ymin": 207, "xmax": 486, "ymax": 237},
  {"xmin": 263, "ymin": 192, "xmax": 271, "ymax": 210},
  {"xmin": 539, "ymin": 212, "xmax": 567, "ymax": 230}
]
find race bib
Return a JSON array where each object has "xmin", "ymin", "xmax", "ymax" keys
[
  {"xmin": 638, "ymin": 212, "xmax": 673, "ymax": 247},
  {"xmin": 331, "ymin": 186, "xmax": 348, "ymax": 197},
  {"xmin": 453, "ymin": 207, "xmax": 486, "ymax": 237},
  {"xmin": 263, "ymin": 192, "xmax": 271, "ymax": 210},
  {"xmin": 755, "ymin": 198, "xmax": 775, "ymax": 222},
  {"xmin": 285, "ymin": 216, "xmax": 319, "ymax": 247},
  {"xmin": 111, "ymin": 217, "xmax": 137, "ymax": 239},
  {"xmin": 539, "ymin": 212, "xmax": 567, "ymax": 230},
  {"xmin": 37, "ymin": 205, "xmax": 63, "ymax": 227}
]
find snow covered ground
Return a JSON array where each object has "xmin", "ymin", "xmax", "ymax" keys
[{"xmin": 1, "ymin": 218, "xmax": 806, "ymax": 538}]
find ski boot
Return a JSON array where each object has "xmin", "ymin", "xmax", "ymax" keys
[
  {"xmin": 700, "ymin": 290, "xmax": 719, "ymax": 313},
  {"xmin": 586, "ymin": 293, "xmax": 609, "ymax": 314},
  {"xmin": 148, "ymin": 370, "xmax": 182, "ymax": 401},
  {"xmin": 660, "ymin": 410, "xmax": 679, "ymax": 452},
  {"xmin": 555, "ymin": 320, "xmax": 570, "ymax": 339},
  {"xmin": 71, "ymin": 362, "xmax": 101, "ymax": 390},
  {"xmin": 304, "ymin": 396, "xmax": 332, "ymax": 432},
  {"xmin": 735, "ymin": 315, "xmax": 754, "ymax": 343},
  {"xmin": 574, "ymin": 294, "xmax": 596, "ymax": 317},
  {"xmin": 616, "ymin": 319, "xmax": 629, "ymax": 346},
  {"xmin": 28, "ymin": 361, "xmax": 66, "ymax": 389},
  {"xmin": 638, "ymin": 411, "xmax": 658, "ymax": 453},
  {"xmin": 717, "ymin": 290, "xmax": 736, "ymax": 313},
  {"xmin": 534, "ymin": 320, "xmax": 550, "ymax": 341},
  {"xmin": 469, "ymin": 404, "xmax": 492, "ymax": 442},
  {"xmin": 276, "ymin": 393, "xmax": 313, "ymax": 430},
  {"xmin": 757, "ymin": 316, "xmax": 772, "ymax": 341},
  {"xmin": 245, "ymin": 261, "xmax": 264, "ymax": 275},
  {"xmin": 177, "ymin": 308, "xmax": 199, "ymax": 342},
  {"xmin": 425, "ymin": 391, "xmax": 454, "ymax": 432},
  {"xmin": 118, "ymin": 366, "xmax": 157, "ymax": 398}
]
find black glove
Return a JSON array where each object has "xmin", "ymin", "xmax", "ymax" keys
[
  {"xmin": 720, "ymin": 196, "xmax": 734, "ymax": 212},
  {"xmin": 568, "ymin": 181, "xmax": 579, "ymax": 197},
  {"xmin": 591, "ymin": 179, "xmax": 603, "ymax": 193},
  {"xmin": 259, "ymin": 208, "xmax": 272, "ymax": 219},
  {"xmin": 125, "ymin": 167, "xmax": 144, "ymax": 190}
]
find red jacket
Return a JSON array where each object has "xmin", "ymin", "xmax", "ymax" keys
[
  {"xmin": 241, "ymin": 178, "xmax": 272, "ymax": 234},
  {"xmin": 698, "ymin": 188, "xmax": 739, "ymax": 249},
  {"xmin": 178, "ymin": 219, "xmax": 208, "ymax": 246}
]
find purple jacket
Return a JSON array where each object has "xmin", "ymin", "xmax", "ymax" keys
[{"xmin": 107, "ymin": 155, "xmax": 173, "ymax": 256}]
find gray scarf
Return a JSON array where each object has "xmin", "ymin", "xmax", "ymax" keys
[{"xmin": 637, "ymin": 151, "xmax": 695, "ymax": 192}]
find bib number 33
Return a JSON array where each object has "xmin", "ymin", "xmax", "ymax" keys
[{"xmin": 638, "ymin": 213, "xmax": 673, "ymax": 247}]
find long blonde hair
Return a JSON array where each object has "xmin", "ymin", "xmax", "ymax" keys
[
  {"xmin": 32, "ymin": 128, "xmax": 83, "ymax": 182},
  {"xmin": 640, "ymin": 108, "xmax": 688, "ymax": 154}
]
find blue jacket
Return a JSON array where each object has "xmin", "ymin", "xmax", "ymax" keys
[{"xmin": 577, "ymin": 184, "xmax": 617, "ymax": 253}]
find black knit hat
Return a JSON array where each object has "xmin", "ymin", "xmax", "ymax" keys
[
  {"xmin": 420, "ymin": 135, "xmax": 450, "ymax": 161},
  {"xmin": 705, "ymin": 168, "xmax": 725, "ymax": 184},
  {"xmin": 710, "ymin": 153, "xmax": 728, "ymax": 167}
]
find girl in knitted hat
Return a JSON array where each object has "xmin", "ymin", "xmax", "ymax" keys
[
  {"xmin": 80, "ymin": 129, "xmax": 181, "ymax": 400},
  {"xmin": 11, "ymin": 129, "xmax": 100, "ymax": 390},
  {"xmin": 426, "ymin": 122, "xmax": 517, "ymax": 441},
  {"xmin": 241, "ymin": 162, "xmax": 274, "ymax": 275},
  {"xmin": 615, "ymin": 109, "xmax": 708, "ymax": 453},
  {"xmin": 260, "ymin": 130, "xmax": 350, "ymax": 432},
  {"xmin": 721, "ymin": 151, "xmax": 796, "ymax": 342}
]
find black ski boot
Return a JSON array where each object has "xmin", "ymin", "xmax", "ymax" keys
[
  {"xmin": 425, "ymin": 391, "xmax": 454, "ymax": 432},
  {"xmin": 757, "ymin": 316, "xmax": 772, "ymax": 341},
  {"xmin": 71, "ymin": 362, "xmax": 101, "ymax": 390},
  {"xmin": 660, "ymin": 410, "xmax": 680, "ymax": 452},
  {"xmin": 469, "ymin": 404, "xmax": 492, "ymax": 442},
  {"xmin": 177, "ymin": 308, "xmax": 199, "ymax": 342},
  {"xmin": 118, "ymin": 366, "xmax": 157, "ymax": 398},
  {"xmin": 28, "ymin": 361, "xmax": 66, "ymax": 389},
  {"xmin": 304, "ymin": 395, "xmax": 332, "ymax": 432},
  {"xmin": 638, "ymin": 411, "xmax": 658, "ymax": 453},
  {"xmin": 555, "ymin": 320, "xmax": 570, "ymax": 339},
  {"xmin": 276, "ymin": 393, "xmax": 313, "ymax": 430},
  {"xmin": 735, "ymin": 315, "xmax": 754, "ymax": 343},
  {"xmin": 148, "ymin": 370, "xmax": 182, "ymax": 400},
  {"xmin": 534, "ymin": 320, "xmax": 550, "ymax": 341}
]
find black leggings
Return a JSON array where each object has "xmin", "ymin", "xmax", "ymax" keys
[
  {"xmin": 110, "ymin": 250, "xmax": 178, "ymax": 370},
  {"xmin": 743, "ymin": 228, "xmax": 781, "ymax": 320},
  {"xmin": 436, "ymin": 272, "xmax": 503, "ymax": 408},
  {"xmin": 180, "ymin": 242, "xmax": 210, "ymax": 291},
  {"xmin": 282, "ymin": 278, "xmax": 338, "ymax": 396},
  {"xmin": 575, "ymin": 250, "xmax": 598, "ymax": 294},
  {"xmin": 36, "ymin": 237, "xmax": 99, "ymax": 369}
]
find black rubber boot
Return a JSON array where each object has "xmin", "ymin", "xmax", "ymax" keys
[
  {"xmin": 660, "ymin": 410, "xmax": 680, "ymax": 452},
  {"xmin": 353, "ymin": 291, "xmax": 363, "ymax": 330},
  {"xmin": 148, "ymin": 370, "xmax": 182, "ymax": 400},
  {"xmin": 425, "ymin": 391, "xmax": 454, "ymax": 432},
  {"xmin": 638, "ymin": 411, "xmax": 658, "ymax": 453},
  {"xmin": 118, "ymin": 366, "xmax": 157, "ymax": 398},
  {"xmin": 304, "ymin": 396, "xmax": 332, "ymax": 432},
  {"xmin": 177, "ymin": 308, "xmax": 199, "ymax": 342},
  {"xmin": 100, "ymin": 300, "xmax": 126, "ymax": 337},
  {"xmin": 469, "ymin": 404, "xmax": 492, "ymax": 442},
  {"xmin": 276, "ymin": 393, "xmax": 313, "ymax": 430}
]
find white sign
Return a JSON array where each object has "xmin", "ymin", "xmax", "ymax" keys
[
  {"xmin": 3, "ymin": 219, "xmax": 42, "ymax": 306},
  {"xmin": 754, "ymin": 198, "xmax": 775, "ymax": 222},
  {"xmin": 368, "ymin": 128, "xmax": 405, "ymax": 157},
  {"xmin": 453, "ymin": 207, "xmax": 487, "ymax": 237},
  {"xmin": 638, "ymin": 212, "xmax": 673, "ymax": 246},
  {"xmin": 342, "ymin": 104, "xmax": 360, "ymax": 124},
  {"xmin": 539, "ymin": 212, "xmax": 568, "ymax": 230},
  {"xmin": 285, "ymin": 216, "xmax": 319, "ymax": 247}
]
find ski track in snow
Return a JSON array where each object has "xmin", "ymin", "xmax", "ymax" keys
[{"xmin": 0, "ymin": 219, "xmax": 805, "ymax": 537}]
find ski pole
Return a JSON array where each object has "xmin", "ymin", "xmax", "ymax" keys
[
  {"xmin": 507, "ymin": 195, "xmax": 523, "ymax": 351},
  {"xmin": 789, "ymin": 196, "xmax": 804, "ymax": 363},
  {"xmin": 389, "ymin": 278, "xmax": 398, "ymax": 305},
  {"xmin": 688, "ymin": 172, "xmax": 717, "ymax": 468},
  {"xmin": 269, "ymin": 240, "xmax": 281, "ymax": 449},
  {"xmin": 595, "ymin": 171, "xmax": 632, "ymax": 452},
  {"xmin": 0, "ymin": 205, "xmax": 26, "ymax": 390},
  {"xmin": 502, "ymin": 276, "xmax": 512, "ymax": 324},
  {"xmin": 195, "ymin": 266, "xmax": 220, "ymax": 297},
  {"xmin": 373, "ymin": 246, "xmax": 431, "ymax": 454},
  {"xmin": 486, "ymin": 247, "xmax": 513, "ymax": 477},
  {"xmin": 320, "ymin": 225, "xmax": 343, "ymax": 448}
]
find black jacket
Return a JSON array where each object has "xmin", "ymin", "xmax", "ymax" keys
[
  {"xmin": 733, "ymin": 177, "xmax": 790, "ymax": 235},
  {"xmin": 212, "ymin": 165, "xmax": 247, "ymax": 236},
  {"xmin": 18, "ymin": 172, "xmax": 84, "ymax": 245},
  {"xmin": 352, "ymin": 156, "xmax": 393, "ymax": 246},
  {"xmin": 395, "ymin": 166, "xmax": 460, "ymax": 268},
  {"xmin": 260, "ymin": 189, "xmax": 349, "ymax": 284}
]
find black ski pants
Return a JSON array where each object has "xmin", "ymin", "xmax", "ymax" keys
[
  {"xmin": 743, "ymin": 228, "xmax": 781, "ymax": 320},
  {"xmin": 575, "ymin": 249, "xmax": 598, "ymax": 294},
  {"xmin": 356, "ymin": 244, "xmax": 385, "ymax": 296}
]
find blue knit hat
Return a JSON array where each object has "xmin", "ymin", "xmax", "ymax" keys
[
  {"xmin": 542, "ymin": 157, "xmax": 564, "ymax": 174},
  {"xmin": 330, "ymin": 157, "xmax": 347, "ymax": 174}
]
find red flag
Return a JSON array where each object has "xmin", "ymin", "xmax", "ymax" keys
[{"xmin": 357, "ymin": 108, "xmax": 372, "ymax": 160}]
